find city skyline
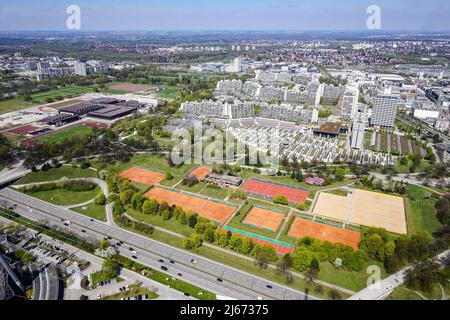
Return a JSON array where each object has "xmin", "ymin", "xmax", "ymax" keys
[{"xmin": 0, "ymin": 0, "xmax": 449, "ymax": 32}]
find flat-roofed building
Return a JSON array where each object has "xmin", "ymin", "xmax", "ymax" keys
[{"xmin": 370, "ymin": 95, "xmax": 399, "ymax": 129}]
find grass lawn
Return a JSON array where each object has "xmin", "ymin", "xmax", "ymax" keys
[
  {"xmin": 27, "ymin": 187, "xmax": 100, "ymax": 206},
  {"xmin": 159, "ymin": 176, "xmax": 183, "ymax": 187},
  {"xmin": 200, "ymin": 185, "xmax": 230, "ymax": 199},
  {"xmin": 96, "ymin": 153, "xmax": 196, "ymax": 177},
  {"xmin": 246, "ymin": 198, "xmax": 290, "ymax": 214},
  {"xmin": 101, "ymin": 284, "xmax": 159, "ymax": 300},
  {"xmin": 405, "ymin": 185, "xmax": 442, "ymax": 236},
  {"xmin": 317, "ymin": 261, "xmax": 387, "ymax": 292},
  {"xmin": 38, "ymin": 125, "xmax": 94, "ymax": 144},
  {"xmin": 71, "ymin": 203, "xmax": 106, "ymax": 221},
  {"xmin": 386, "ymin": 282, "xmax": 448, "ymax": 300},
  {"xmin": 16, "ymin": 166, "xmax": 97, "ymax": 184},
  {"xmin": 155, "ymin": 85, "xmax": 182, "ymax": 99},
  {"xmin": 0, "ymin": 97, "xmax": 34, "ymax": 114},
  {"xmin": 175, "ymin": 181, "xmax": 206, "ymax": 193},
  {"xmin": 30, "ymin": 86, "xmax": 92, "ymax": 103},
  {"xmin": 126, "ymin": 206, "xmax": 193, "ymax": 237},
  {"xmin": 395, "ymin": 159, "xmax": 430, "ymax": 174}
]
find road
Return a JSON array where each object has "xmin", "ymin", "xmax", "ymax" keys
[
  {"xmin": 348, "ymin": 249, "xmax": 450, "ymax": 300},
  {"xmin": 0, "ymin": 187, "xmax": 319, "ymax": 300}
]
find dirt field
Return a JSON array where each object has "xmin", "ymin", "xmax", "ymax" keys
[
  {"xmin": 144, "ymin": 187, "xmax": 236, "ymax": 224},
  {"xmin": 241, "ymin": 178, "xmax": 309, "ymax": 203},
  {"xmin": 312, "ymin": 189, "xmax": 407, "ymax": 234},
  {"xmin": 312, "ymin": 192, "xmax": 349, "ymax": 221},
  {"xmin": 242, "ymin": 206, "xmax": 285, "ymax": 232},
  {"xmin": 288, "ymin": 217, "xmax": 360, "ymax": 250},
  {"xmin": 120, "ymin": 167, "xmax": 166, "ymax": 186},
  {"xmin": 188, "ymin": 166, "xmax": 212, "ymax": 180},
  {"xmin": 108, "ymin": 83, "xmax": 152, "ymax": 92},
  {"xmin": 5, "ymin": 124, "xmax": 41, "ymax": 135}
]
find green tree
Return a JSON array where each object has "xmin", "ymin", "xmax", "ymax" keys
[
  {"xmin": 273, "ymin": 194, "xmax": 289, "ymax": 205},
  {"xmin": 188, "ymin": 213, "xmax": 198, "ymax": 228},
  {"xmin": 239, "ymin": 237, "xmax": 254, "ymax": 255},
  {"xmin": 95, "ymin": 193, "xmax": 106, "ymax": 206},
  {"xmin": 178, "ymin": 211, "xmax": 187, "ymax": 225},
  {"xmin": 131, "ymin": 193, "xmax": 144, "ymax": 210}
]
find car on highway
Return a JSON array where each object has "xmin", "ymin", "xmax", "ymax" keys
[
  {"xmin": 160, "ymin": 266, "xmax": 168, "ymax": 271},
  {"xmin": 132, "ymin": 255, "xmax": 138, "ymax": 259},
  {"xmin": 158, "ymin": 259, "xmax": 164, "ymax": 263},
  {"xmin": 177, "ymin": 273, "xmax": 183, "ymax": 277},
  {"xmin": 81, "ymin": 229, "xmax": 86, "ymax": 233},
  {"xmin": 169, "ymin": 260, "xmax": 175, "ymax": 264},
  {"xmin": 266, "ymin": 285, "xmax": 273, "ymax": 289},
  {"xmin": 190, "ymin": 259, "xmax": 198, "ymax": 264},
  {"xmin": 217, "ymin": 278, "xmax": 223, "ymax": 282}
]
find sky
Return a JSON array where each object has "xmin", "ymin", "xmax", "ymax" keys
[{"xmin": 0, "ymin": 0, "xmax": 449, "ymax": 32}]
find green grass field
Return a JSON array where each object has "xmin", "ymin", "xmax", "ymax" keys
[
  {"xmin": 126, "ymin": 206, "xmax": 194, "ymax": 237},
  {"xmin": 38, "ymin": 125, "xmax": 94, "ymax": 144},
  {"xmin": 96, "ymin": 153, "xmax": 196, "ymax": 177},
  {"xmin": 27, "ymin": 186, "xmax": 100, "ymax": 206},
  {"xmin": 31, "ymin": 86, "xmax": 93, "ymax": 103},
  {"xmin": 317, "ymin": 261, "xmax": 387, "ymax": 292},
  {"xmin": 0, "ymin": 97, "xmax": 34, "ymax": 115},
  {"xmin": 16, "ymin": 166, "xmax": 97, "ymax": 184},
  {"xmin": 405, "ymin": 185, "xmax": 442, "ymax": 236},
  {"xmin": 155, "ymin": 85, "xmax": 182, "ymax": 99},
  {"xmin": 200, "ymin": 185, "xmax": 230, "ymax": 199},
  {"xmin": 71, "ymin": 203, "xmax": 106, "ymax": 221}
]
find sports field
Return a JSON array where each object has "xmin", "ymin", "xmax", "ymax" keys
[
  {"xmin": 120, "ymin": 167, "xmax": 166, "ymax": 186},
  {"xmin": 145, "ymin": 186, "xmax": 236, "ymax": 224},
  {"xmin": 313, "ymin": 189, "xmax": 407, "ymax": 234},
  {"xmin": 288, "ymin": 217, "xmax": 360, "ymax": 250},
  {"xmin": 37, "ymin": 125, "xmax": 93, "ymax": 144},
  {"xmin": 188, "ymin": 166, "xmax": 212, "ymax": 180},
  {"xmin": 242, "ymin": 206, "xmax": 285, "ymax": 232},
  {"xmin": 241, "ymin": 178, "xmax": 309, "ymax": 203}
]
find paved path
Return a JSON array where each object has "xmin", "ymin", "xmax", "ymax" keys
[{"xmin": 348, "ymin": 249, "xmax": 450, "ymax": 300}]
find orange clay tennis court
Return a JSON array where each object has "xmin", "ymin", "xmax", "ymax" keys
[
  {"xmin": 120, "ymin": 167, "xmax": 166, "ymax": 186},
  {"xmin": 288, "ymin": 217, "xmax": 360, "ymax": 250},
  {"xmin": 243, "ymin": 207, "xmax": 285, "ymax": 232},
  {"xmin": 188, "ymin": 166, "xmax": 212, "ymax": 180},
  {"xmin": 241, "ymin": 178, "xmax": 309, "ymax": 204},
  {"xmin": 144, "ymin": 186, "xmax": 236, "ymax": 224}
]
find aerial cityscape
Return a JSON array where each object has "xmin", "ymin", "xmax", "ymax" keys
[{"xmin": 0, "ymin": 0, "xmax": 449, "ymax": 308}]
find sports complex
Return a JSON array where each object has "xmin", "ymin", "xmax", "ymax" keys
[{"xmin": 118, "ymin": 164, "xmax": 408, "ymax": 256}]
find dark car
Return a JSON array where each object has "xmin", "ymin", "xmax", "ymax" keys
[
  {"xmin": 160, "ymin": 266, "xmax": 168, "ymax": 271},
  {"xmin": 132, "ymin": 255, "xmax": 138, "ymax": 259},
  {"xmin": 266, "ymin": 285, "xmax": 273, "ymax": 289},
  {"xmin": 216, "ymin": 278, "xmax": 223, "ymax": 282},
  {"xmin": 158, "ymin": 259, "xmax": 164, "ymax": 263},
  {"xmin": 169, "ymin": 260, "xmax": 175, "ymax": 264}
]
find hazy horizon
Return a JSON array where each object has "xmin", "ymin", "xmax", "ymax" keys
[{"xmin": 0, "ymin": 0, "xmax": 449, "ymax": 32}]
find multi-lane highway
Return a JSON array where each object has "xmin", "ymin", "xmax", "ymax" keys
[{"xmin": 0, "ymin": 187, "xmax": 319, "ymax": 300}]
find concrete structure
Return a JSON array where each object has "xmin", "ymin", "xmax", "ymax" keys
[
  {"xmin": 350, "ymin": 106, "xmax": 368, "ymax": 149},
  {"xmin": 370, "ymin": 95, "xmax": 400, "ymax": 129}
]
